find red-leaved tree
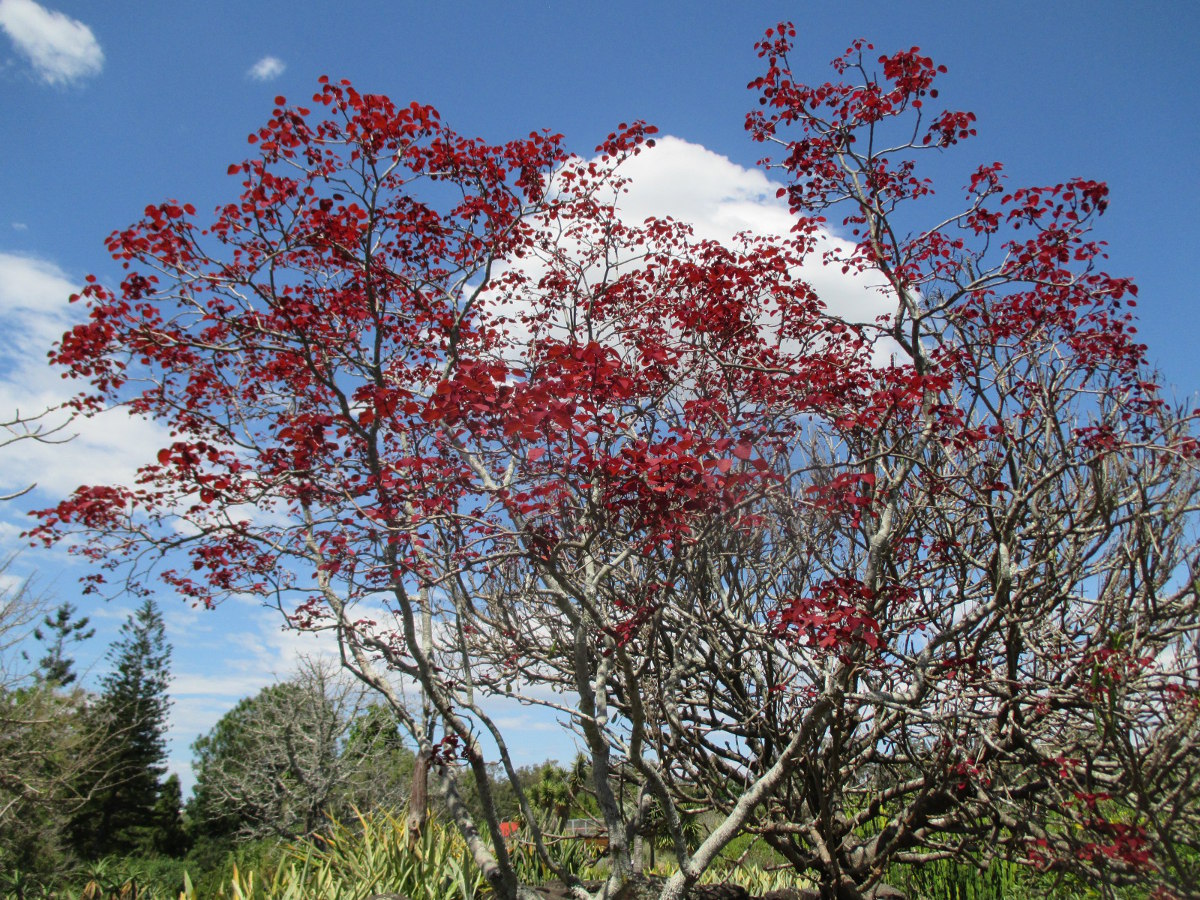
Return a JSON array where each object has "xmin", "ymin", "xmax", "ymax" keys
[{"xmin": 32, "ymin": 27, "xmax": 1200, "ymax": 900}]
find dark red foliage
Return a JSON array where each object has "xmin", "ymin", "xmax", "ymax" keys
[{"xmin": 26, "ymin": 27, "xmax": 1200, "ymax": 900}]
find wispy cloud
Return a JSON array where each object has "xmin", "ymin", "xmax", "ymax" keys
[
  {"xmin": 0, "ymin": 0, "xmax": 102, "ymax": 86},
  {"xmin": 247, "ymin": 55, "xmax": 285, "ymax": 82},
  {"xmin": 0, "ymin": 252, "xmax": 172, "ymax": 499}
]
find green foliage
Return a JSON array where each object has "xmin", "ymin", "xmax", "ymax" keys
[
  {"xmin": 181, "ymin": 837, "xmax": 290, "ymax": 899},
  {"xmin": 504, "ymin": 828, "xmax": 602, "ymax": 884},
  {"xmin": 0, "ymin": 863, "xmax": 57, "ymax": 900},
  {"xmin": 188, "ymin": 682, "xmax": 318, "ymax": 840},
  {"xmin": 339, "ymin": 704, "xmax": 416, "ymax": 814},
  {"xmin": 637, "ymin": 801, "xmax": 703, "ymax": 871},
  {"xmin": 883, "ymin": 857, "xmax": 1170, "ymax": 900},
  {"xmin": 524, "ymin": 756, "xmax": 597, "ymax": 832},
  {"xmin": 886, "ymin": 858, "xmax": 1022, "ymax": 900},
  {"xmin": 152, "ymin": 774, "xmax": 190, "ymax": 857},
  {"xmin": 526, "ymin": 763, "xmax": 574, "ymax": 831},
  {"xmin": 75, "ymin": 853, "xmax": 191, "ymax": 899},
  {"xmin": 696, "ymin": 865, "xmax": 811, "ymax": 894},
  {"xmin": 26, "ymin": 601, "xmax": 94, "ymax": 687},
  {"xmin": 70, "ymin": 598, "xmax": 173, "ymax": 859},
  {"xmin": 0, "ymin": 568, "xmax": 110, "ymax": 894},
  {"xmin": 0, "ymin": 682, "xmax": 100, "ymax": 887},
  {"xmin": 640, "ymin": 858, "xmax": 813, "ymax": 895},
  {"xmin": 188, "ymin": 664, "xmax": 413, "ymax": 843},
  {"xmin": 216, "ymin": 810, "xmax": 487, "ymax": 900},
  {"xmin": 708, "ymin": 833, "xmax": 787, "ymax": 875}
]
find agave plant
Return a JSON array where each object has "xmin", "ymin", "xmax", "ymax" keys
[
  {"xmin": 505, "ymin": 827, "xmax": 605, "ymax": 885},
  {"xmin": 217, "ymin": 810, "xmax": 486, "ymax": 900}
]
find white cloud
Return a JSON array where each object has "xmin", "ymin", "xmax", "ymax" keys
[
  {"xmin": 0, "ymin": 253, "xmax": 172, "ymax": 499},
  {"xmin": 0, "ymin": 0, "xmax": 102, "ymax": 86},
  {"xmin": 614, "ymin": 136, "xmax": 890, "ymax": 324},
  {"xmin": 0, "ymin": 252, "xmax": 75, "ymax": 341},
  {"xmin": 11, "ymin": 223, "xmax": 27, "ymax": 231},
  {"xmin": 247, "ymin": 55, "xmax": 285, "ymax": 81},
  {"xmin": 612, "ymin": 136, "xmax": 789, "ymax": 240},
  {"xmin": 482, "ymin": 136, "xmax": 892, "ymax": 364}
]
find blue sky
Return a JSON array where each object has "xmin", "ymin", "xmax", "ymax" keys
[{"xmin": 1, "ymin": 0, "xmax": 1198, "ymax": 794}]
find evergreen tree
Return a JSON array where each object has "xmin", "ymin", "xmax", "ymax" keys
[
  {"xmin": 70, "ymin": 598, "xmax": 172, "ymax": 858},
  {"xmin": 27, "ymin": 601, "xmax": 94, "ymax": 686},
  {"xmin": 151, "ymin": 773, "xmax": 189, "ymax": 856}
]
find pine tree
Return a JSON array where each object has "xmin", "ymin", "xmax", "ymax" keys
[
  {"xmin": 28, "ymin": 601, "xmax": 95, "ymax": 686},
  {"xmin": 151, "ymin": 773, "xmax": 189, "ymax": 856},
  {"xmin": 70, "ymin": 598, "xmax": 172, "ymax": 858}
]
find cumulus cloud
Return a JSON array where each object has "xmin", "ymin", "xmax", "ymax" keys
[
  {"xmin": 613, "ymin": 136, "xmax": 890, "ymax": 323},
  {"xmin": 0, "ymin": 0, "xmax": 102, "ymax": 86},
  {"xmin": 612, "ymin": 136, "xmax": 789, "ymax": 239},
  {"xmin": 483, "ymin": 136, "xmax": 891, "ymax": 360},
  {"xmin": 247, "ymin": 55, "xmax": 285, "ymax": 81}
]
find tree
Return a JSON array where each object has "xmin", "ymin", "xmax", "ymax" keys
[
  {"xmin": 27, "ymin": 601, "xmax": 95, "ymax": 686},
  {"xmin": 151, "ymin": 773, "xmax": 189, "ymax": 857},
  {"xmin": 635, "ymin": 30, "xmax": 1200, "ymax": 897},
  {"xmin": 189, "ymin": 656, "xmax": 412, "ymax": 841},
  {"xmin": 0, "ymin": 685, "xmax": 94, "ymax": 879},
  {"xmin": 70, "ymin": 598, "xmax": 172, "ymax": 858},
  {"xmin": 342, "ymin": 701, "xmax": 418, "ymax": 816},
  {"xmin": 527, "ymin": 763, "xmax": 574, "ymax": 834},
  {"xmin": 32, "ymin": 38, "xmax": 1200, "ymax": 900},
  {"xmin": 522, "ymin": 756, "xmax": 595, "ymax": 834},
  {"xmin": 0, "ymin": 557, "xmax": 41, "ymax": 694},
  {"xmin": 0, "ymin": 562, "xmax": 111, "ymax": 887}
]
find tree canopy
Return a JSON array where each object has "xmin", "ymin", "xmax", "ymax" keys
[
  {"xmin": 32, "ymin": 26, "xmax": 1200, "ymax": 900},
  {"xmin": 189, "ymin": 657, "xmax": 413, "ymax": 841},
  {"xmin": 0, "ymin": 563, "xmax": 122, "ymax": 880}
]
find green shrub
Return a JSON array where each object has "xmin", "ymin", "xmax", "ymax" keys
[
  {"xmin": 53, "ymin": 854, "xmax": 191, "ymax": 900},
  {"xmin": 884, "ymin": 856, "xmax": 1163, "ymax": 900},
  {"xmin": 181, "ymin": 837, "xmax": 288, "ymax": 899}
]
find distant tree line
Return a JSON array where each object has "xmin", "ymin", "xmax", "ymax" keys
[
  {"xmin": 1, "ymin": 568, "xmax": 601, "ymax": 896},
  {"xmin": 0, "ymin": 577, "xmax": 181, "ymax": 879}
]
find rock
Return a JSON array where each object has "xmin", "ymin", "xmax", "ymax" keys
[
  {"xmin": 533, "ymin": 877, "xmax": 752, "ymax": 900},
  {"xmin": 755, "ymin": 883, "xmax": 905, "ymax": 900},
  {"xmin": 691, "ymin": 884, "xmax": 749, "ymax": 900},
  {"xmin": 532, "ymin": 879, "xmax": 603, "ymax": 900}
]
